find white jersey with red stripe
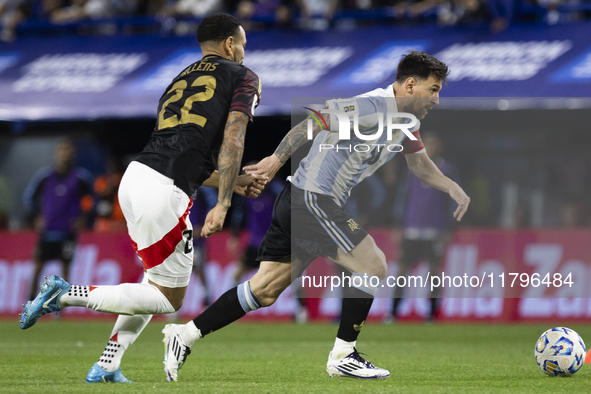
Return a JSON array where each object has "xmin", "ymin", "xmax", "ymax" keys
[{"xmin": 291, "ymin": 84, "xmax": 424, "ymax": 207}]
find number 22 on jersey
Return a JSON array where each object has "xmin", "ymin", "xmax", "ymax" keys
[{"xmin": 158, "ymin": 75, "xmax": 217, "ymax": 130}]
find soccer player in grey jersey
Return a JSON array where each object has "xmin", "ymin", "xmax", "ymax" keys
[{"xmin": 162, "ymin": 51, "xmax": 470, "ymax": 381}]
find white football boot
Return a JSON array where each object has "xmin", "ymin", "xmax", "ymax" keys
[
  {"xmin": 162, "ymin": 324, "xmax": 192, "ymax": 382},
  {"xmin": 326, "ymin": 348, "xmax": 390, "ymax": 379}
]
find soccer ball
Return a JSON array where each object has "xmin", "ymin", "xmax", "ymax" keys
[{"xmin": 535, "ymin": 327, "xmax": 586, "ymax": 376}]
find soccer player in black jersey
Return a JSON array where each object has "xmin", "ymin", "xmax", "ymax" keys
[{"xmin": 20, "ymin": 13, "xmax": 266, "ymax": 384}]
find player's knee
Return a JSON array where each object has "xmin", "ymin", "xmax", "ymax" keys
[
  {"xmin": 367, "ymin": 254, "xmax": 388, "ymax": 279},
  {"xmin": 254, "ymin": 287, "xmax": 281, "ymax": 307},
  {"xmin": 170, "ymin": 298, "xmax": 184, "ymax": 312}
]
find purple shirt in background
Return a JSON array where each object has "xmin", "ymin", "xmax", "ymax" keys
[{"xmin": 24, "ymin": 167, "xmax": 93, "ymax": 240}]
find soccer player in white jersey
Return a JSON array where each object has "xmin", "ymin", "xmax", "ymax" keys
[{"xmin": 161, "ymin": 51, "xmax": 470, "ymax": 381}]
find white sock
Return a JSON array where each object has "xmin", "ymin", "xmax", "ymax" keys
[
  {"xmin": 181, "ymin": 321, "xmax": 202, "ymax": 347},
  {"xmin": 60, "ymin": 285, "xmax": 91, "ymax": 307},
  {"xmin": 97, "ymin": 314, "xmax": 153, "ymax": 372},
  {"xmin": 331, "ymin": 337, "xmax": 356, "ymax": 360},
  {"xmin": 62, "ymin": 283, "xmax": 175, "ymax": 315}
]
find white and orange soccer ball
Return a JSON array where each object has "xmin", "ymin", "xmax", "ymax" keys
[{"xmin": 535, "ymin": 327, "xmax": 586, "ymax": 377}]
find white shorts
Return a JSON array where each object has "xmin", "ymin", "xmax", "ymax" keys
[{"xmin": 119, "ymin": 161, "xmax": 193, "ymax": 288}]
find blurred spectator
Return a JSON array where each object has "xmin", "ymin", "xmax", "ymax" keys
[
  {"xmin": 93, "ymin": 155, "xmax": 126, "ymax": 232},
  {"xmin": 485, "ymin": 0, "xmax": 513, "ymax": 32},
  {"xmin": 51, "ymin": 0, "xmax": 137, "ymax": 23},
  {"xmin": 560, "ymin": 195, "xmax": 589, "ymax": 227},
  {"xmin": 0, "ymin": 174, "xmax": 14, "ymax": 229},
  {"xmin": 0, "ymin": 0, "xmax": 28, "ymax": 41},
  {"xmin": 391, "ymin": 0, "xmax": 442, "ymax": 20},
  {"xmin": 157, "ymin": 0, "xmax": 223, "ymax": 19},
  {"xmin": 461, "ymin": 159, "xmax": 492, "ymax": 226},
  {"xmin": 436, "ymin": 0, "xmax": 485, "ymax": 26},
  {"xmin": 23, "ymin": 139, "xmax": 94, "ymax": 301},
  {"xmin": 232, "ymin": 0, "xmax": 295, "ymax": 30},
  {"xmin": 297, "ymin": 0, "xmax": 338, "ymax": 30},
  {"xmin": 385, "ymin": 132, "xmax": 459, "ymax": 324},
  {"xmin": 537, "ymin": 0, "xmax": 561, "ymax": 24}
]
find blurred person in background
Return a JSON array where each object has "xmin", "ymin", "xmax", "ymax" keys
[
  {"xmin": 0, "ymin": 173, "xmax": 14, "ymax": 229},
  {"xmin": 231, "ymin": 0, "xmax": 295, "ymax": 30},
  {"xmin": 0, "ymin": 0, "xmax": 28, "ymax": 41},
  {"xmin": 51, "ymin": 0, "xmax": 137, "ymax": 23},
  {"xmin": 461, "ymin": 158, "xmax": 492, "ymax": 226},
  {"xmin": 157, "ymin": 0, "xmax": 224, "ymax": 19},
  {"xmin": 485, "ymin": 0, "xmax": 513, "ymax": 32},
  {"xmin": 384, "ymin": 131, "xmax": 459, "ymax": 324},
  {"xmin": 297, "ymin": 0, "xmax": 338, "ymax": 30},
  {"xmin": 436, "ymin": 0, "xmax": 485, "ymax": 26},
  {"xmin": 93, "ymin": 155, "xmax": 126, "ymax": 233},
  {"xmin": 23, "ymin": 139, "xmax": 94, "ymax": 301}
]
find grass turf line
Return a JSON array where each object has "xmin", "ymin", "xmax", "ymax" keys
[{"xmin": 2, "ymin": 321, "xmax": 590, "ymax": 393}]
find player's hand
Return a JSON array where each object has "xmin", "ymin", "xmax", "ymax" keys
[
  {"xmin": 243, "ymin": 155, "xmax": 282, "ymax": 182},
  {"xmin": 201, "ymin": 204, "xmax": 228, "ymax": 238},
  {"xmin": 234, "ymin": 173, "xmax": 268, "ymax": 198},
  {"xmin": 449, "ymin": 184, "xmax": 470, "ymax": 221}
]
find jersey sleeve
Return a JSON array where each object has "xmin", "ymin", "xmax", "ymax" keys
[
  {"xmin": 326, "ymin": 96, "xmax": 389, "ymax": 134},
  {"xmin": 401, "ymin": 129, "xmax": 425, "ymax": 155},
  {"xmin": 229, "ymin": 68, "xmax": 261, "ymax": 122}
]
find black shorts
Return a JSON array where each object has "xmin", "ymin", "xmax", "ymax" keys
[
  {"xmin": 399, "ymin": 238, "xmax": 444, "ymax": 268},
  {"xmin": 35, "ymin": 233, "xmax": 77, "ymax": 263},
  {"xmin": 257, "ymin": 184, "xmax": 368, "ymax": 267},
  {"xmin": 241, "ymin": 245, "xmax": 260, "ymax": 269}
]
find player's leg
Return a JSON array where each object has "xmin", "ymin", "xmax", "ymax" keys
[
  {"xmin": 20, "ymin": 162, "xmax": 191, "ymax": 329},
  {"xmin": 28, "ymin": 243, "xmax": 46, "ymax": 301},
  {"xmin": 59, "ymin": 234, "xmax": 76, "ymax": 284},
  {"xmin": 161, "ymin": 183, "xmax": 297, "ymax": 381},
  {"xmin": 161, "ymin": 260, "xmax": 293, "ymax": 381},
  {"xmin": 326, "ymin": 234, "xmax": 390, "ymax": 379},
  {"xmin": 426, "ymin": 238, "xmax": 445, "ymax": 322},
  {"xmin": 86, "ymin": 276, "xmax": 153, "ymax": 383},
  {"xmin": 389, "ymin": 238, "xmax": 420, "ymax": 321}
]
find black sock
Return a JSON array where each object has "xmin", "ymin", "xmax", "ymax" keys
[
  {"xmin": 193, "ymin": 287, "xmax": 246, "ymax": 336},
  {"xmin": 337, "ymin": 288, "xmax": 374, "ymax": 342},
  {"xmin": 392, "ymin": 284, "xmax": 404, "ymax": 316},
  {"xmin": 429, "ymin": 297, "xmax": 438, "ymax": 319}
]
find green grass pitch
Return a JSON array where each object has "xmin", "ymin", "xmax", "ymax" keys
[{"xmin": 2, "ymin": 320, "xmax": 589, "ymax": 393}]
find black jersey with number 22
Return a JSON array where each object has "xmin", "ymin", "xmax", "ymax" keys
[{"xmin": 135, "ymin": 55, "xmax": 261, "ymax": 197}]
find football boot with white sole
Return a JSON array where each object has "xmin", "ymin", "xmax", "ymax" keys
[
  {"xmin": 162, "ymin": 323, "xmax": 191, "ymax": 381},
  {"xmin": 326, "ymin": 348, "xmax": 390, "ymax": 379}
]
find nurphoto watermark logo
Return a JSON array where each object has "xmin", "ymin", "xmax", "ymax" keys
[{"xmin": 304, "ymin": 106, "xmax": 419, "ymax": 153}]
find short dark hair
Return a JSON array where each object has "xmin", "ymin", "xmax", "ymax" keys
[
  {"xmin": 197, "ymin": 13, "xmax": 242, "ymax": 44},
  {"xmin": 396, "ymin": 51, "xmax": 449, "ymax": 85}
]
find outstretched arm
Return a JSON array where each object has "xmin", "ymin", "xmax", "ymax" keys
[
  {"xmin": 201, "ymin": 111, "xmax": 249, "ymax": 238},
  {"xmin": 243, "ymin": 110, "xmax": 329, "ymax": 181},
  {"xmin": 405, "ymin": 152, "xmax": 471, "ymax": 221}
]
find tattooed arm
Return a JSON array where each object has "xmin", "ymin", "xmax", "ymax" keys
[
  {"xmin": 243, "ymin": 109, "xmax": 330, "ymax": 181},
  {"xmin": 201, "ymin": 111, "xmax": 249, "ymax": 238}
]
